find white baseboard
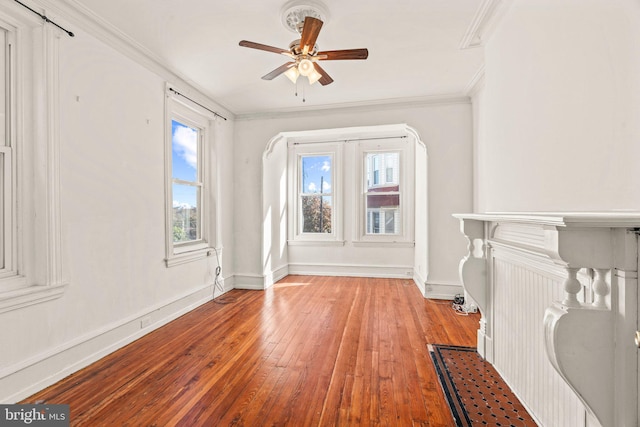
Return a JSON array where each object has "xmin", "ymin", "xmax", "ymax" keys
[
  {"xmin": 287, "ymin": 263, "xmax": 414, "ymax": 278},
  {"xmin": 232, "ymin": 273, "xmax": 265, "ymax": 290},
  {"xmin": 424, "ymin": 281, "xmax": 464, "ymax": 300},
  {"xmin": 1, "ymin": 283, "xmax": 216, "ymax": 403},
  {"xmin": 413, "ymin": 270, "xmax": 427, "ymax": 297},
  {"xmin": 263, "ymin": 265, "xmax": 289, "ymax": 289}
]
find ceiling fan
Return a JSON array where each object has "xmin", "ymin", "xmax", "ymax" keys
[{"xmin": 239, "ymin": 16, "xmax": 368, "ymax": 86}]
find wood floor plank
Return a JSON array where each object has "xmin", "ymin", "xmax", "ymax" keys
[{"xmin": 23, "ymin": 276, "xmax": 480, "ymax": 426}]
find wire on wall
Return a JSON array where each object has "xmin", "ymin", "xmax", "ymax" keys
[
  {"xmin": 211, "ymin": 247, "xmax": 235, "ymax": 305},
  {"xmin": 14, "ymin": 0, "xmax": 75, "ymax": 37}
]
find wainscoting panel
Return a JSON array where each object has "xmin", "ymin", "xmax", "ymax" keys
[{"xmin": 492, "ymin": 256, "xmax": 586, "ymax": 427}]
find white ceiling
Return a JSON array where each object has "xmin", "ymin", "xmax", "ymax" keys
[{"xmin": 69, "ymin": 0, "xmax": 486, "ymax": 116}]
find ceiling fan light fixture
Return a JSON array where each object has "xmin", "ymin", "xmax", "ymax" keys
[
  {"xmin": 240, "ymin": 2, "xmax": 367, "ymax": 88},
  {"xmin": 298, "ymin": 58, "xmax": 314, "ymax": 76},
  {"xmin": 284, "ymin": 66, "xmax": 300, "ymax": 83},
  {"xmin": 307, "ymin": 68, "xmax": 322, "ymax": 85}
]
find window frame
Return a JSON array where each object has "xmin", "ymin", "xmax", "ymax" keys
[
  {"xmin": 288, "ymin": 141, "xmax": 343, "ymax": 245},
  {"xmin": 0, "ymin": 23, "xmax": 16, "ymax": 285},
  {"xmin": 356, "ymin": 139, "xmax": 414, "ymax": 245},
  {"xmin": 164, "ymin": 87, "xmax": 215, "ymax": 266},
  {"xmin": 0, "ymin": 5, "xmax": 68, "ymax": 313}
]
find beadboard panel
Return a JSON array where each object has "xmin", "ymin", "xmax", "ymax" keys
[{"xmin": 492, "ymin": 256, "xmax": 587, "ymax": 427}]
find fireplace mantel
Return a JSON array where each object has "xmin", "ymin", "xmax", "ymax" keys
[{"xmin": 454, "ymin": 212, "xmax": 640, "ymax": 427}]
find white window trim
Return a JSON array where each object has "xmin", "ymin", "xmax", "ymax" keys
[
  {"xmin": 355, "ymin": 139, "xmax": 415, "ymax": 245},
  {"xmin": 0, "ymin": 5, "xmax": 68, "ymax": 313},
  {"xmin": 287, "ymin": 141, "xmax": 343, "ymax": 244},
  {"xmin": 164, "ymin": 86, "xmax": 217, "ymax": 267}
]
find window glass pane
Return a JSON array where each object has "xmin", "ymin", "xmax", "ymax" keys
[
  {"xmin": 386, "ymin": 167, "xmax": 393, "ymax": 183},
  {"xmin": 385, "ymin": 153, "xmax": 399, "ymax": 184},
  {"xmin": 385, "ymin": 211, "xmax": 396, "ymax": 234},
  {"xmin": 366, "ymin": 193, "xmax": 400, "ymax": 210},
  {"xmin": 365, "ymin": 151, "xmax": 400, "ymax": 235},
  {"xmin": 301, "ymin": 155, "xmax": 331, "ymax": 194},
  {"xmin": 366, "ymin": 208, "xmax": 400, "ymax": 235},
  {"xmin": 301, "ymin": 195, "xmax": 332, "ymax": 233},
  {"xmin": 172, "ymin": 183, "xmax": 200, "ymax": 242},
  {"xmin": 372, "ymin": 211, "xmax": 380, "ymax": 233},
  {"xmin": 172, "ymin": 120, "xmax": 198, "ymax": 182}
]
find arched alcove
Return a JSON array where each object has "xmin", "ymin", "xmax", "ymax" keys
[{"xmin": 261, "ymin": 124, "xmax": 429, "ymax": 295}]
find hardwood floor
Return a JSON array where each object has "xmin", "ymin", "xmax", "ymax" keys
[{"xmin": 24, "ymin": 276, "xmax": 480, "ymax": 426}]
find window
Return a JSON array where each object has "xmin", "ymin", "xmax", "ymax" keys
[
  {"xmin": 171, "ymin": 120, "xmax": 202, "ymax": 244},
  {"xmin": 165, "ymin": 88, "xmax": 215, "ymax": 266},
  {"xmin": 0, "ymin": 25, "xmax": 13, "ymax": 277},
  {"xmin": 0, "ymin": 17, "xmax": 26, "ymax": 294},
  {"xmin": 300, "ymin": 155, "xmax": 332, "ymax": 234},
  {"xmin": 365, "ymin": 152, "xmax": 400, "ymax": 235},
  {"xmin": 288, "ymin": 142, "xmax": 342, "ymax": 244},
  {"xmin": 0, "ymin": 9, "xmax": 68, "ymax": 313},
  {"xmin": 357, "ymin": 139, "xmax": 413, "ymax": 244}
]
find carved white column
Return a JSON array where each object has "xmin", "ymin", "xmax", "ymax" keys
[
  {"xmin": 592, "ymin": 268, "xmax": 609, "ymax": 308},
  {"xmin": 561, "ymin": 267, "xmax": 582, "ymax": 307},
  {"xmin": 542, "ymin": 226, "xmax": 621, "ymax": 427},
  {"xmin": 456, "ymin": 217, "xmax": 492, "ymax": 361}
]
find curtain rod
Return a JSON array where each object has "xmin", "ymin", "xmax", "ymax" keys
[
  {"xmin": 169, "ymin": 88, "xmax": 228, "ymax": 121},
  {"xmin": 292, "ymin": 135, "xmax": 407, "ymax": 145},
  {"xmin": 14, "ymin": 0, "xmax": 74, "ymax": 37}
]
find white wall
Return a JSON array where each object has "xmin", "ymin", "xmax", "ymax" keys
[
  {"xmin": 477, "ymin": 0, "xmax": 640, "ymax": 212},
  {"xmin": 233, "ymin": 101, "xmax": 474, "ymax": 293},
  {"xmin": 261, "ymin": 135, "xmax": 289, "ymax": 287},
  {"xmin": 0, "ymin": 7, "xmax": 234, "ymax": 401},
  {"xmin": 469, "ymin": 2, "xmax": 640, "ymax": 425},
  {"xmin": 413, "ymin": 139, "xmax": 429, "ymax": 288}
]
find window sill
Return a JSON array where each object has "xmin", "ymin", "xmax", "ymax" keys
[
  {"xmin": 352, "ymin": 240, "xmax": 415, "ymax": 248},
  {"xmin": 288, "ymin": 240, "xmax": 346, "ymax": 247},
  {"xmin": 165, "ymin": 246, "xmax": 214, "ymax": 267},
  {"xmin": 0, "ymin": 281, "xmax": 68, "ymax": 314}
]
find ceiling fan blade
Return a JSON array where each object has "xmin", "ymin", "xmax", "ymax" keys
[
  {"xmin": 313, "ymin": 62, "xmax": 334, "ymax": 86},
  {"xmin": 239, "ymin": 40, "xmax": 290, "ymax": 55},
  {"xmin": 316, "ymin": 48, "xmax": 369, "ymax": 60},
  {"xmin": 300, "ymin": 17, "xmax": 323, "ymax": 54},
  {"xmin": 261, "ymin": 62, "xmax": 296, "ymax": 80}
]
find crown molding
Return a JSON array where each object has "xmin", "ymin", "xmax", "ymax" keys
[
  {"xmin": 464, "ymin": 63, "xmax": 486, "ymax": 97},
  {"xmin": 30, "ymin": 0, "xmax": 234, "ymax": 121},
  {"xmin": 235, "ymin": 93, "xmax": 470, "ymax": 121},
  {"xmin": 459, "ymin": 0, "xmax": 513, "ymax": 49}
]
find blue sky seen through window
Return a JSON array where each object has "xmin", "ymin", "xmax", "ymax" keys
[
  {"xmin": 172, "ymin": 120, "xmax": 199, "ymax": 208},
  {"xmin": 302, "ymin": 155, "xmax": 332, "ymax": 198}
]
